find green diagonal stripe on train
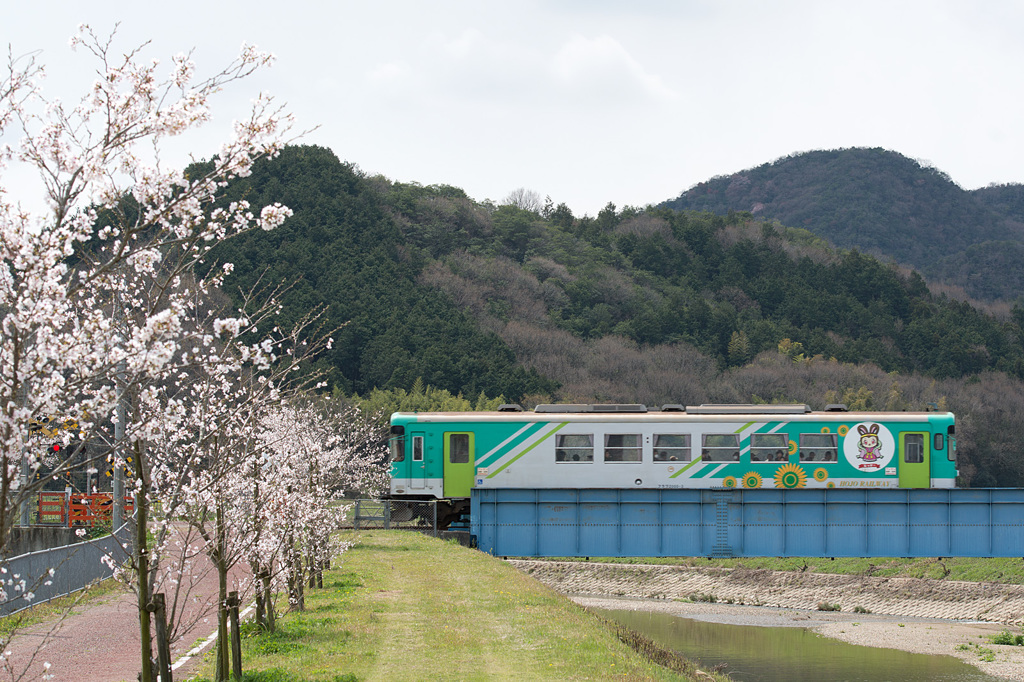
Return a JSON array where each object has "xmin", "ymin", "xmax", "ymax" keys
[
  {"xmin": 694, "ymin": 463, "xmax": 729, "ymax": 478},
  {"xmin": 668, "ymin": 421, "xmax": 772, "ymax": 479},
  {"xmin": 668, "ymin": 457, "xmax": 705, "ymax": 479},
  {"xmin": 487, "ymin": 422, "xmax": 568, "ymax": 478},
  {"xmin": 477, "ymin": 421, "xmax": 547, "ymax": 469}
]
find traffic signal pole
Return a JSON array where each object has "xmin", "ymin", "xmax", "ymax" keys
[
  {"xmin": 113, "ymin": 357, "xmax": 125, "ymax": 532},
  {"xmin": 19, "ymin": 380, "xmax": 29, "ymax": 527}
]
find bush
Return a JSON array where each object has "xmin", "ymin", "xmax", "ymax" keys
[
  {"xmin": 816, "ymin": 602, "xmax": 842, "ymax": 612},
  {"xmin": 990, "ymin": 629, "xmax": 1024, "ymax": 646},
  {"xmin": 688, "ymin": 592, "xmax": 718, "ymax": 603}
]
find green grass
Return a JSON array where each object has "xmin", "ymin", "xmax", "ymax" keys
[
  {"xmin": 989, "ymin": 629, "xmax": 1024, "ymax": 646},
  {"xmin": 189, "ymin": 532, "xmax": 727, "ymax": 681},
  {"xmin": 540, "ymin": 556, "xmax": 1024, "ymax": 583}
]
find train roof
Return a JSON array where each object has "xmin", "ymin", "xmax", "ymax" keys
[{"xmin": 391, "ymin": 404, "xmax": 955, "ymax": 423}]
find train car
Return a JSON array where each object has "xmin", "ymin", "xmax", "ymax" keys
[{"xmin": 388, "ymin": 403, "xmax": 957, "ymax": 526}]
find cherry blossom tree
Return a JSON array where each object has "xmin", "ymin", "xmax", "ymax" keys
[
  {"xmin": 156, "ymin": 298, "xmax": 337, "ymax": 681},
  {"xmin": 252, "ymin": 397, "xmax": 386, "ymax": 623},
  {"xmin": 1, "ymin": 25, "xmax": 298, "ymax": 681}
]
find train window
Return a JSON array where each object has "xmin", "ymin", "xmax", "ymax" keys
[
  {"xmin": 799, "ymin": 433, "xmax": 837, "ymax": 462},
  {"xmin": 702, "ymin": 434, "xmax": 740, "ymax": 462},
  {"xmin": 389, "ymin": 436, "xmax": 405, "ymax": 462},
  {"xmin": 449, "ymin": 434, "xmax": 470, "ymax": 464},
  {"xmin": 948, "ymin": 433, "xmax": 957, "ymax": 462},
  {"xmin": 412, "ymin": 436, "xmax": 424, "ymax": 462},
  {"xmin": 605, "ymin": 434, "xmax": 642, "ymax": 462},
  {"xmin": 751, "ymin": 433, "xmax": 788, "ymax": 462},
  {"xmin": 934, "ymin": 433, "xmax": 944, "ymax": 451},
  {"xmin": 654, "ymin": 434, "xmax": 690, "ymax": 462},
  {"xmin": 556, "ymin": 434, "xmax": 594, "ymax": 463},
  {"xmin": 904, "ymin": 434, "xmax": 924, "ymax": 463}
]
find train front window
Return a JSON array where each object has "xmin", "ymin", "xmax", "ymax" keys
[
  {"xmin": 449, "ymin": 433, "xmax": 470, "ymax": 463},
  {"xmin": 905, "ymin": 433, "xmax": 924, "ymax": 463},
  {"xmin": 799, "ymin": 433, "xmax": 837, "ymax": 462},
  {"xmin": 389, "ymin": 436, "xmax": 405, "ymax": 462},
  {"xmin": 702, "ymin": 434, "xmax": 739, "ymax": 462},
  {"xmin": 654, "ymin": 434, "xmax": 690, "ymax": 462},
  {"xmin": 556, "ymin": 434, "xmax": 594, "ymax": 462},
  {"xmin": 605, "ymin": 434, "xmax": 641, "ymax": 462},
  {"xmin": 751, "ymin": 433, "xmax": 788, "ymax": 462}
]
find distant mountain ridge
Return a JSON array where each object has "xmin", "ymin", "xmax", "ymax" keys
[{"xmin": 661, "ymin": 148, "xmax": 1024, "ymax": 301}]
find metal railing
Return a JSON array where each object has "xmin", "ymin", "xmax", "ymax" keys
[
  {"xmin": 0, "ymin": 522, "xmax": 132, "ymax": 617},
  {"xmin": 353, "ymin": 499, "xmax": 438, "ymax": 536}
]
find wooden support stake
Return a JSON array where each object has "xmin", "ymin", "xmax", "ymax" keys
[
  {"xmin": 152, "ymin": 593, "xmax": 172, "ymax": 682},
  {"xmin": 228, "ymin": 591, "xmax": 242, "ymax": 680}
]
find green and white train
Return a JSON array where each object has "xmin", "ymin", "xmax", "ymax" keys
[{"xmin": 388, "ymin": 403, "xmax": 958, "ymax": 526}]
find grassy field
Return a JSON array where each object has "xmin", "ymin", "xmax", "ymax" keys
[
  {"xmin": 540, "ymin": 555, "xmax": 1024, "ymax": 583},
  {"xmin": 188, "ymin": 532, "xmax": 728, "ymax": 682}
]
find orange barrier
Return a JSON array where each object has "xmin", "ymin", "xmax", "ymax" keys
[
  {"xmin": 37, "ymin": 491, "xmax": 68, "ymax": 525},
  {"xmin": 66, "ymin": 493, "xmax": 134, "ymax": 527}
]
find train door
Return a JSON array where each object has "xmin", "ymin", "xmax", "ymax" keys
[
  {"xmin": 409, "ymin": 432, "xmax": 425, "ymax": 490},
  {"xmin": 443, "ymin": 432, "xmax": 474, "ymax": 498},
  {"xmin": 898, "ymin": 432, "xmax": 929, "ymax": 488}
]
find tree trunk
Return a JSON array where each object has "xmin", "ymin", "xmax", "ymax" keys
[
  {"xmin": 135, "ymin": 442, "xmax": 153, "ymax": 682},
  {"xmin": 263, "ymin": 568, "xmax": 277, "ymax": 632},
  {"xmin": 307, "ymin": 543, "xmax": 316, "ymax": 589},
  {"xmin": 287, "ymin": 532, "xmax": 304, "ymax": 611},
  {"xmin": 215, "ymin": 502, "xmax": 230, "ymax": 682},
  {"xmin": 251, "ymin": 559, "xmax": 266, "ymax": 629}
]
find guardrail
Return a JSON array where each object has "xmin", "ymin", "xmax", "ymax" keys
[{"xmin": 0, "ymin": 522, "xmax": 132, "ymax": 617}]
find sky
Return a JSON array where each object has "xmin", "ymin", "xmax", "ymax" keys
[{"xmin": 5, "ymin": 0, "xmax": 1024, "ymax": 217}]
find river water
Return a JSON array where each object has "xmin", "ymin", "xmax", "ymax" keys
[{"xmin": 600, "ymin": 609, "xmax": 1004, "ymax": 682}]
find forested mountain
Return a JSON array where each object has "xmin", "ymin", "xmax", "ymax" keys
[
  {"xmin": 203, "ymin": 146, "xmax": 554, "ymax": 401},
  {"xmin": 209, "ymin": 145, "xmax": 1024, "ymax": 488},
  {"xmin": 973, "ymin": 183, "xmax": 1024, "ymax": 223},
  {"xmin": 661, "ymin": 148, "xmax": 1024, "ymax": 302}
]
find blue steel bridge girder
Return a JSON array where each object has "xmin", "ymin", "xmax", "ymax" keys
[{"xmin": 470, "ymin": 488, "xmax": 1024, "ymax": 559}]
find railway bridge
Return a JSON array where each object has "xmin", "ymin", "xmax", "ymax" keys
[{"xmin": 471, "ymin": 487, "xmax": 1024, "ymax": 558}]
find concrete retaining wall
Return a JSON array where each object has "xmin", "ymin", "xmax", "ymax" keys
[
  {"xmin": 511, "ymin": 559, "xmax": 1024, "ymax": 624},
  {"xmin": 3, "ymin": 526, "xmax": 77, "ymax": 557}
]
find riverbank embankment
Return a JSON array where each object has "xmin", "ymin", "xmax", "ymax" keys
[{"xmin": 510, "ymin": 560, "xmax": 1024, "ymax": 680}]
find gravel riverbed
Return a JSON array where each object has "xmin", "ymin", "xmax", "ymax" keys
[{"xmin": 509, "ymin": 560, "xmax": 1024, "ymax": 681}]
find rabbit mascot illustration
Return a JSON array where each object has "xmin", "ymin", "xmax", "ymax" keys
[{"xmin": 856, "ymin": 424, "xmax": 883, "ymax": 469}]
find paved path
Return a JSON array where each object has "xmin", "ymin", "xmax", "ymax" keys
[{"xmin": 2, "ymin": 537, "xmax": 252, "ymax": 681}]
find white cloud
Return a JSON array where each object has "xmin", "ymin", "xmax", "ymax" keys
[
  {"xmin": 366, "ymin": 62, "xmax": 412, "ymax": 84},
  {"xmin": 442, "ymin": 28, "xmax": 486, "ymax": 58},
  {"xmin": 4, "ymin": 0, "xmax": 1024, "ymax": 216},
  {"xmin": 551, "ymin": 34, "xmax": 680, "ymax": 104}
]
